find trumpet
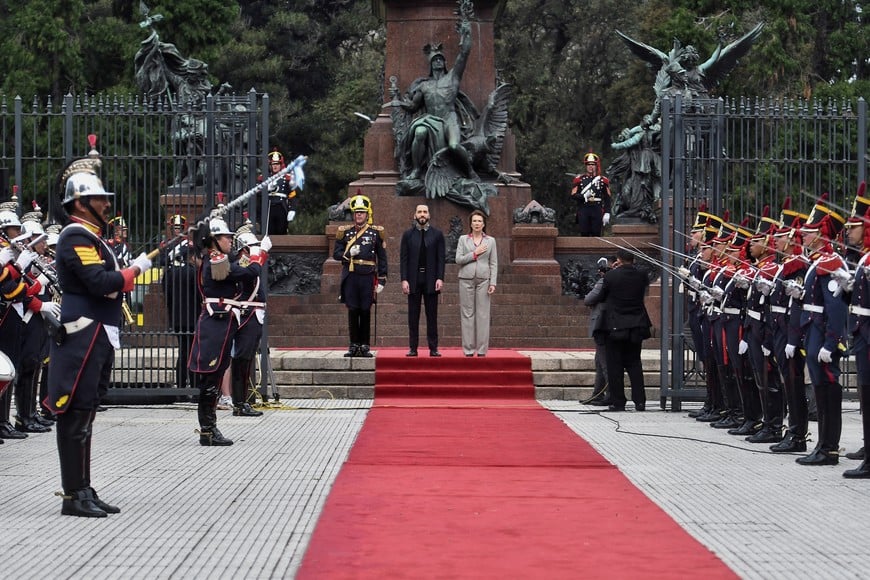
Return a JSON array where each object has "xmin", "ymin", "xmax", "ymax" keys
[{"xmin": 121, "ymin": 298, "xmax": 135, "ymax": 326}]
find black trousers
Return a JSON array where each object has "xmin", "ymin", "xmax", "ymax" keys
[
  {"xmin": 604, "ymin": 336, "xmax": 645, "ymax": 406},
  {"xmin": 407, "ymin": 288, "xmax": 439, "ymax": 351}
]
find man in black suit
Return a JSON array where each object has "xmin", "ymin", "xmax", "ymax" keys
[
  {"xmin": 400, "ymin": 204, "xmax": 446, "ymax": 357},
  {"xmin": 599, "ymin": 249, "xmax": 652, "ymax": 411},
  {"xmin": 164, "ymin": 246, "xmax": 201, "ymax": 390}
]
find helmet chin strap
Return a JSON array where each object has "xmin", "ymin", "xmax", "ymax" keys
[{"xmin": 81, "ymin": 197, "xmax": 108, "ymax": 230}]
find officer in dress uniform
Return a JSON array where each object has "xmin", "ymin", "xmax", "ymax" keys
[
  {"xmin": 263, "ymin": 150, "xmax": 298, "ymax": 236},
  {"xmin": 106, "ymin": 213, "xmax": 131, "ymax": 267},
  {"xmin": 1, "ymin": 201, "xmax": 44, "ymax": 441},
  {"xmin": 334, "ymin": 194, "xmax": 388, "ymax": 358},
  {"xmin": 164, "ymin": 224, "xmax": 200, "ymax": 392},
  {"xmin": 45, "ymin": 136, "xmax": 154, "ymax": 517},
  {"xmin": 570, "ymin": 152, "xmax": 612, "ymax": 237},
  {"xmin": 842, "ymin": 182, "xmax": 870, "ymax": 477},
  {"xmin": 795, "ymin": 193, "xmax": 848, "ymax": 466},
  {"xmin": 188, "ymin": 213, "xmax": 267, "ymax": 445},
  {"xmin": 766, "ymin": 200, "xmax": 811, "ymax": 453},
  {"xmin": 229, "ymin": 216, "xmax": 270, "ymax": 417},
  {"xmin": 739, "ymin": 207, "xmax": 785, "ymax": 444}
]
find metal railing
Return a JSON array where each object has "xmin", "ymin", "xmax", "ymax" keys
[
  {"xmin": 661, "ymin": 95, "xmax": 868, "ymax": 408},
  {"xmin": 1, "ymin": 91, "xmax": 271, "ymax": 399}
]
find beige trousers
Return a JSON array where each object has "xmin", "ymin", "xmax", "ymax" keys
[{"xmin": 459, "ymin": 276, "xmax": 491, "ymax": 355}]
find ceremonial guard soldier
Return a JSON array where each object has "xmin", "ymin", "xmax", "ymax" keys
[
  {"xmin": 680, "ymin": 204, "xmax": 723, "ymax": 419},
  {"xmin": 766, "ymin": 200, "xmax": 811, "ymax": 452},
  {"xmin": 14, "ymin": 210, "xmax": 60, "ymax": 433},
  {"xmin": 106, "ymin": 213, "xmax": 131, "ymax": 266},
  {"xmin": 229, "ymin": 215, "xmax": 270, "ymax": 417},
  {"xmin": 795, "ymin": 193, "xmax": 848, "ymax": 465},
  {"xmin": 739, "ymin": 207, "xmax": 785, "ymax": 443},
  {"xmin": 1, "ymin": 198, "xmax": 42, "ymax": 441},
  {"xmin": 842, "ymin": 182, "xmax": 870, "ymax": 477},
  {"xmin": 263, "ymin": 149, "xmax": 299, "ymax": 236},
  {"xmin": 163, "ymin": 217, "xmax": 199, "ymax": 391},
  {"xmin": 334, "ymin": 194, "xmax": 388, "ymax": 358},
  {"xmin": 46, "ymin": 135, "xmax": 154, "ymax": 516},
  {"xmin": 188, "ymin": 208, "xmax": 267, "ymax": 445},
  {"xmin": 570, "ymin": 152, "xmax": 612, "ymax": 236}
]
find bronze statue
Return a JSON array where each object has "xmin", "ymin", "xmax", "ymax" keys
[
  {"xmin": 386, "ymin": 0, "xmax": 511, "ymax": 215},
  {"xmin": 607, "ymin": 23, "xmax": 765, "ymax": 223}
]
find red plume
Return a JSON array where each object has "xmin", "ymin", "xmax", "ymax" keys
[
  {"xmin": 88, "ymin": 134, "xmax": 97, "ymax": 148},
  {"xmin": 858, "ymin": 181, "xmax": 866, "ymax": 198},
  {"xmin": 242, "ymin": 211, "xmax": 249, "ymax": 221},
  {"xmin": 216, "ymin": 192, "xmax": 225, "ymax": 204},
  {"xmin": 739, "ymin": 216, "xmax": 750, "ymax": 228},
  {"xmin": 819, "ymin": 192, "xmax": 829, "ymax": 203},
  {"xmin": 12, "ymin": 185, "xmax": 18, "ymax": 197},
  {"xmin": 781, "ymin": 196, "xmax": 791, "ymax": 211},
  {"xmin": 698, "ymin": 200, "xmax": 707, "ymax": 213},
  {"xmin": 762, "ymin": 205, "xmax": 770, "ymax": 218},
  {"xmin": 722, "ymin": 209, "xmax": 730, "ymax": 223},
  {"xmin": 356, "ymin": 188, "xmax": 362, "ymax": 195}
]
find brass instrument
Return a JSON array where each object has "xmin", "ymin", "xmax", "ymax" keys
[{"xmin": 121, "ymin": 299, "xmax": 135, "ymax": 325}]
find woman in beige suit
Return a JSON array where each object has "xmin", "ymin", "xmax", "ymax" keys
[{"xmin": 455, "ymin": 210, "xmax": 497, "ymax": 356}]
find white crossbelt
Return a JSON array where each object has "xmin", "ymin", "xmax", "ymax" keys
[
  {"xmin": 746, "ymin": 309, "xmax": 763, "ymax": 320},
  {"xmin": 850, "ymin": 305, "xmax": 870, "ymax": 317},
  {"xmin": 722, "ymin": 307, "xmax": 741, "ymax": 315},
  {"xmin": 803, "ymin": 304, "xmax": 824, "ymax": 313},
  {"xmin": 770, "ymin": 305, "xmax": 787, "ymax": 314}
]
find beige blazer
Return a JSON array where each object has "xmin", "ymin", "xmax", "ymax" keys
[{"xmin": 455, "ymin": 234, "xmax": 498, "ymax": 285}]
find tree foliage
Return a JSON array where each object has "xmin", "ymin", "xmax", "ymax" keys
[{"xmin": 0, "ymin": 0, "xmax": 866, "ymax": 234}]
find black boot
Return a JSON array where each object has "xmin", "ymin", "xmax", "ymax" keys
[
  {"xmin": 770, "ymin": 432, "xmax": 807, "ymax": 453},
  {"xmin": 57, "ymin": 410, "xmax": 107, "ymax": 517},
  {"xmin": 343, "ymin": 343, "xmax": 359, "ymax": 358},
  {"xmin": 746, "ymin": 425, "xmax": 783, "ymax": 443},
  {"xmin": 0, "ymin": 386, "xmax": 28, "ymax": 439},
  {"xmin": 843, "ymin": 460, "xmax": 870, "ymax": 478},
  {"xmin": 231, "ymin": 358, "xmax": 263, "ymax": 417},
  {"xmin": 796, "ymin": 448, "xmax": 839, "ymax": 465},
  {"xmin": 357, "ymin": 344, "xmax": 373, "ymax": 358},
  {"xmin": 197, "ymin": 379, "xmax": 233, "ymax": 446},
  {"xmin": 845, "ymin": 447, "xmax": 865, "ymax": 460},
  {"xmin": 14, "ymin": 365, "xmax": 50, "ymax": 433},
  {"xmin": 82, "ymin": 409, "xmax": 120, "ymax": 514},
  {"xmin": 344, "ymin": 310, "xmax": 360, "ymax": 357}
]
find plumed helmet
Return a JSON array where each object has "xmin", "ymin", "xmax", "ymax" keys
[
  {"xmin": 844, "ymin": 182, "xmax": 869, "ymax": 228},
  {"xmin": 108, "ymin": 213, "xmax": 127, "ymax": 229},
  {"xmin": 209, "ymin": 218, "xmax": 232, "ymax": 236},
  {"xmin": 46, "ymin": 232, "xmax": 60, "ymax": 247},
  {"xmin": 0, "ymin": 210, "xmax": 22, "ymax": 230},
  {"xmin": 801, "ymin": 192, "xmax": 845, "ymax": 239},
  {"xmin": 233, "ymin": 212, "xmax": 259, "ymax": 251},
  {"xmin": 61, "ymin": 134, "xmax": 113, "ymax": 206},
  {"xmin": 169, "ymin": 214, "xmax": 187, "ymax": 227},
  {"xmin": 268, "ymin": 150, "xmax": 285, "ymax": 166},
  {"xmin": 583, "ymin": 152, "xmax": 601, "ymax": 175}
]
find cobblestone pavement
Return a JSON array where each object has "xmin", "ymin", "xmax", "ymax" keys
[{"xmin": 2, "ymin": 398, "xmax": 868, "ymax": 579}]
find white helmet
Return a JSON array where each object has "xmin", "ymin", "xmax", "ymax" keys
[
  {"xmin": 235, "ymin": 232, "xmax": 259, "ymax": 249},
  {"xmin": 62, "ymin": 172, "xmax": 114, "ymax": 205},
  {"xmin": 0, "ymin": 210, "xmax": 22, "ymax": 229},
  {"xmin": 209, "ymin": 218, "xmax": 232, "ymax": 236},
  {"xmin": 46, "ymin": 232, "xmax": 60, "ymax": 247},
  {"xmin": 22, "ymin": 220, "xmax": 45, "ymax": 237}
]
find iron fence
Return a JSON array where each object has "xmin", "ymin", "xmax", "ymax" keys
[
  {"xmin": 661, "ymin": 95, "xmax": 868, "ymax": 408},
  {"xmin": 1, "ymin": 91, "xmax": 271, "ymax": 400}
]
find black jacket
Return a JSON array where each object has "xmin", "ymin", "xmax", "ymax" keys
[
  {"xmin": 400, "ymin": 225, "xmax": 446, "ymax": 294},
  {"xmin": 600, "ymin": 264, "xmax": 652, "ymax": 341}
]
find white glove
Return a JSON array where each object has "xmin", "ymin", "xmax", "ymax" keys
[
  {"xmin": 761, "ymin": 345, "xmax": 771, "ymax": 357},
  {"xmin": 830, "ymin": 268, "xmax": 854, "ymax": 293},
  {"xmin": 733, "ymin": 272, "xmax": 750, "ymax": 289},
  {"xmin": 785, "ymin": 344, "xmax": 796, "ymax": 359},
  {"xmin": 818, "ymin": 347, "xmax": 833, "ymax": 363},
  {"xmin": 754, "ymin": 277, "xmax": 774, "ymax": 296},
  {"xmin": 709, "ymin": 286, "xmax": 724, "ymax": 301},
  {"xmin": 602, "ymin": 213, "xmax": 611, "ymax": 227},
  {"xmin": 260, "ymin": 236, "xmax": 272, "ymax": 252},
  {"xmin": 15, "ymin": 248, "xmax": 37, "ymax": 271},
  {"xmin": 0, "ymin": 246, "xmax": 14, "ymax": 264},
  {"xmin": 349, "ymin": 245, "xmax": 361, "ymax": 257},
  {"xmin": 699, "ymin": 290, "xmax": 712, "ymax": 305},
  {"xmin": 250, "ymin": 245, "xmax": 262, "ymax": 257},
  {"xmin": 375, "ymin": 283, "xmax": 384, "ymax": 294},
  {"xmin": 678, "ymin": 266, "xmax": 691, "ymax": 278},
  {"xmin": 287, "ymin": 210, "xmax": 296, "ymax": 223},
  {"xmin": 40, "ymin": 301, "xmax": 61, "ymax": 319},
  {"xmin": 784, "ymin": 279, "xmax": 804, "ymax": 300},
  {"xmin": 738, "ymin": 340, "xmax": 749, "ymax": 355},
  {"xmin": 131, "ymin": 252, "xmax": 152, "ymax": 274}
]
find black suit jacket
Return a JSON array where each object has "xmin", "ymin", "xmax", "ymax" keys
[
  {"xmin": 400, "ymin": 225, "xmax": 446, "ymax": 294},
  {"xmin": 600, "ymin": 264, "xmax": 652, "ymax": 340}
]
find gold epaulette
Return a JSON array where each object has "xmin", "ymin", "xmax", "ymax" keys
[{"xmin": 336, "ymin": 225, "xmax": 350, "ymax": 234}]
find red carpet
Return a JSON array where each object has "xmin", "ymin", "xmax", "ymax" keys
[{"xmin": 297, "ymin": 349, "xmax": 736, "ymax": 579}]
